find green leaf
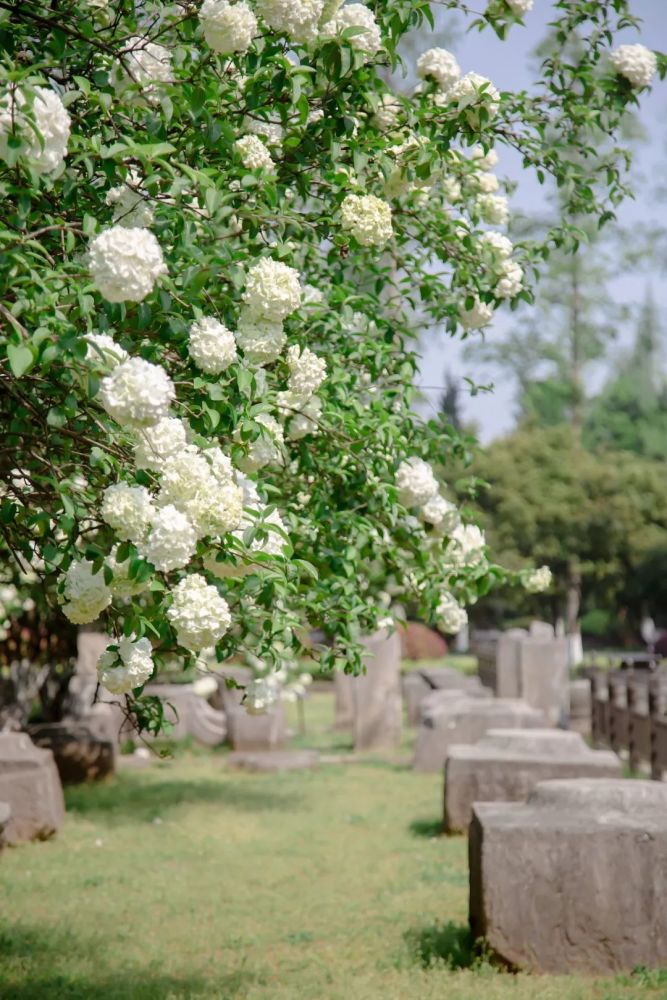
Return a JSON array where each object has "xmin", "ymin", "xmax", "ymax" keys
[{"xmin": 6, "ymin": 343, "xmax": 35, "ymax": 377}]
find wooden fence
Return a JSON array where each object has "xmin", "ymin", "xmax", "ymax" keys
[{"xmin": 587, "ymin": 667, "xmax": 667, "ymax": 780}]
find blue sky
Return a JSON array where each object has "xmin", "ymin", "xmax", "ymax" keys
[{"xmin": 412, "ymin": 1, "xmax": 667, "ymax": 441}]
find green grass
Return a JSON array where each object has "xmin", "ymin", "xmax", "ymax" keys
[{"xmin": 0, "ymin": 693, "xmax": 663, "ymax": 1000}]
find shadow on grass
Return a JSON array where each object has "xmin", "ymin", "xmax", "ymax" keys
[
  {"xmin": 0, "ymin": 923, "xmax": 261, "ymax": 999},
  {"xmin": 65, "ymin": 773, "xmax": 303, "ymax": 823},
  {"xmin": 403, "ymin": 921, "xmax": 477, "ymax": 970},
  {"xmin": 408, "ymin": 817, "xmax": 443, "ymax": 839}
]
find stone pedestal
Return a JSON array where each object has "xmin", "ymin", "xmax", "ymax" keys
[
  {"xmin": 143, "ymin": 683, "xmax": 226, "ymax": 746},
  {"xmin": 518, "ymin": 636, "xmax": 569, "ymax": 725},
  {"xmin": 352, "ymin": 629, "xmax": 402, "ymax": 751},
  {"xmin": 333, "ymin": 670, "xmax": 355, "ymax": 730},
  {"xmin": 414, "ymin": 694, "xmax": 544, "ymax": 773},
  {"xmin": 403, "ymin": 669, "xmax": 490, "ymax": 726},
  {"xmin": 0, "ymin": 732, "xmax": 65, "ymax": 843},
  {"xmin": 27, "ymin": 722, "xmax": 115, "ymax": 783},
  {"xmin": 226, "ymin": 704, "xmax": 285, "ymax": 751},
  {"xmin": 444, "ymin": 728, "xmax": 621, "ymax": 833},
  {"xmin": 469, "ymin": 779, "xmax": 667, "ymax": 973},
  {"xmin": 211, "ymin": 666, "xmax": 252, "ymax": 714},
  {"xmin": 568, "ymin": 679, "xmax": 592, "ymax": 736},
  {"xmin": 491, "ymin": 629, "xmax": 527, "ymax": 697}
]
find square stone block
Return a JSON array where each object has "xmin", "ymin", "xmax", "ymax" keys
[
  {"xmin": 414, "ymin": 694, "xmax": 544, "ymax": 773},
  {"xmin": 143, "ymin": 683, "xmax": 226, "ymax": 746},
  {"xmin": 469, "ymin": 779, "xmax": 667, "ymax": 973},
  {"xmin": 226, "ymin": 705, "xmax": 285, "ymax": 751},
  {"xmin": 353, "ymin": 630, "xmax": 402, "ymax": 751},
  {"xmin": 444, "ymin": 728, "xmax": 621, "ymax": 833},
  {"xmin": 27, "ymin": 722, "xmax": 116, "ymax": 783},
  {"xmin": 403, "ymin": 669, "xmax": 490, "ymax": 726},
  {"xmin": 0, "ymin": 733, "xmax": 65, "ymax": 843}
]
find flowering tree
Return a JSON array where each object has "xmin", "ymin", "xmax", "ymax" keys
[{"xmin": 0, "ymin": 0, "xmax": 662, "ymax": 731}]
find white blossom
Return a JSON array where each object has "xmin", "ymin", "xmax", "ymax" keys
[
  {"xmin": 372, "ymin": 93, "xmax": 401, "ymax": 129},
  {"xmin": 105, "ymin": 172, "xmax": 154, "ymax": 229},
  {"xmin": 0, "ymin": 86, "xmax": 71, "ymax": 174},
  {"xmin": 167, "ymin": 573, "xmax": 231, "ymax": 651},
  {"xmin": 446, "ymin": 523, "xmax": 487, "ymax": 567},
  {"xmin": 421, "ymin": 494, "xmax": 459, "ymax": 533},
  {"xmin": 447, "ymin": 72, "xmax": 500, "ymax": 124},
  {"xmin": 242, "ymin": 258, "xmax": 302, "ymax": 322},
  {"xmin": 286, "ymin": 345, "xmax": 326, "ymax": 397},
  {"xmin": 188, "ymin": 316, "xmax": 238, "ymax": 374},
  {"xmin": 245, "ymin": 118, "xmax": 284, "ymax": 148},
  {"xmin": 143, "ymin": 504, "xmax": 197, "ymax": 572},
  {"xmin": 396, "ymin": 457, "xmax": 438, "ymax": 507},
  {"xmin": 524, "ymin": 565, "xmax": 552, "ymax": 593},
  {"xmin": 459, "ymin": 297, "xmax": 494, "ymax": 330},
  {"xmin": 255, "ymin": 0, "xmax": 324, "ymax": 44},
  {"xmin": 480, "ymin": 230, "xmax": 513, "ymax": 261},
  {"xmin": 119, "ymin": 37, "xmax": 173, "ymax": 95},
  {"xmin": 239, "ymin": 413, "xmax": 284, "ymax": 472},
  {"xmin": 416, "ymin": 48, "xmax": 460, "ymax": 90},
  {"xmin": 88, "ymin": 225, "xmax": 167, "ymax": 303},
  {"xmin": 287, "ymin": 395, "xmax": 322, "ymax": 439},
  {"xmin": 235, "ymin": 311, "xmax": 286, "ymax": 364},
  {"xmin": 341, "ymin": 193, "xmax": 393, "ymax": 247},
  {"xmin": 60, "ymin": 559, "xmax": 112, "ymax": 625},
  {"xmin": 158, "ymin": 446, "xmax": 243, "ymax": 538},
  {"xmin": 199, "ymin": 0, "xmax": 257, "ymax": 54},
  {"xmin": 505, "ymin": 0, "xmax": 533, "ymax": 15},
  {"xmin": 234, "ymin": 134, "xmax": 275, "ymax": 171},
  {"xmin": 243, "ymin": 676, "xmax": 279, "ymax": 714},
  {"xmin": 84, "ymin": 333, "xmax": 129, "ymax": 370},
  {"xmin": 471, "ymin": 145, "xmax": 498, "ymax": 170},
  {"xmin": 321, "ymin": 4, "xmax": 381, "ymax": 57},
  {"xmin": 437, "ymin": 592, "xmax": 468, "ymax": 634},
  {"xmin": 609, "ymin": 44, "xmax": 657, "ymax": 89},
  {"xmin": 99, "ymin": 357, "xmax": 175, "ymax": 428},
  {"xmin": 477, "ymin": 193, "xmax": 509, "ymax": 225},
  {"xmin": 100, "ymin": 482, "xmax": 155, "ymax": 542},
  {"xmin": 134, "ymin": 416, "xmax": 188, "ymax": 471},
  {"xmin": 442, "ymin": 176, "xmax": 461, "ymax": 203},
  {"xmin": 474, "ymin": 171, "xmax": 499, "ymax": 194},
  {"xmin": 97, "ymin": 636, "xmax": 154, "ymax": 694},
  {"xmin": 495, "ymin": 259, "xmax": 524, "ymax": 298}
]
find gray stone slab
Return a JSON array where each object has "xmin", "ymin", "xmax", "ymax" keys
[
  {"xmin": 444, "ymin": 728, "xmax": 621, "ymax": 833},
  {"xmin": 568, "ymin": 679, "xmax": 592, "ymax": 736},
  {"xmin": 227, "ymin": 750, "xmax": 320, "ymax": 772},
  {"xmin": 226, "ymin": 704, "xmax": 285, "ymax": 751},
  {"xmin": 518, "ymin": 636, "xmax": 569, "ymax": 725},
  {"xmin": 143, "ymin": 683, "xmax": 226, "ymax": 746},
  {"xmin": 353, "ymin": 630, "xmax": 402, "ymax": 751},
  {"xmin": 27, "ymin": 722, "xmax": 115, "ymax": 784},
  {"xmin": 333, "ymin": 670, "xmax": 355, "ymax": 729},
  {"xmin": 0, "ymin": 732, "xmax": 65, "ymax": 843},
  {"xmin": 414, "ymin": 695, "xmax": 544, "ymax": 773},
  {"xmin": 0, "ymin": 800, "xmax": 11, "ymax": 848},
  {"xmin": 469, "ymin": 779, "xmax": 667, "ymax": 973}
]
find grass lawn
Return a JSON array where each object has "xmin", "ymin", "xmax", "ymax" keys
[{"xmin": 0, "ymin": 693, "xmax": 665, "ymax": 1000}]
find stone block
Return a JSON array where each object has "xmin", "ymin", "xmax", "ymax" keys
[
  {"xmin": 469, "ymin": 779, "xmax": 667, "ymax": 973},
  {"xmin": 568, "ymin": 679, "xmax": 592, "ymax": 736},
  {"xmin": 211, "ymin": 666, "xmax": 252, "ymax": 714},
  {"xmin": 27, "ymin": 722, "xmax": 115, "ymax": 783},
  {"xmin": 333, "ymin": 670, "xmax": 355, "ymax": 730},
  {"xmin": 0, "ymin": 801, "xmax": 11, "ymax": 848},
  {"xmin": 353, "ymin": 629, "xmax": 402, "ymax": 751},
  {"xmin": 492, "ymin": 629, "xmax": 527, "ymax": 697},
  {"xmin": 518, "ymin": 636, "xmax": 569, "ymax": 725},
  {"xmin": 0, "ymin": 732, "xmax": 65, "ymax": 843},
  {"xmin": 403, "ymin": 669, "xmax": 490, "ymax": 727},
  {"xmin": 143, "ymin": 683, "xmax": 226, "ymax": 746},
  {"xmin": 227, "ymin": 750, "xmax": 319, "ymax": 772},
  {"xmin": 444, "ymin": 728, "xmax": 621, "ymax": 833},
  {"xmin": 227, "ymin": 704, "xmax": 285, "ymax": 751},
  {"xmin": 414, "ymin": 694, "xmax": 544, "ymax": 773}
]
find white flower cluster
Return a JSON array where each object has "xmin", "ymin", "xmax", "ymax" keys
[
  {"xmin": 84, "ymin": 333, "xmax": 128, "ymax": 370},
  {"xmin": 167, "ymin": 573, "xmax": 231, "ymax": 651},
  {"xmin": 396, "ymin": 458, "xmax": 438, "ymax": 508},
  {"xmin": 97, "ymin": 636, "xmax": 154, "ymax": 694},
  {"xmin": 60, "ymin": 559, "xmax": 112, "ymax": 625},
  {"xmin": 523, "ymin": 565, "xmax": 552, "ymax": 593},
  {"xmin": 241, "ymin": 257, "xmax": 302, "ymax": 323},
  {"xmin": 188, "ymin": 316, "xmax": 237, "ymax": 374},
  {"xmin": 234, "ymin": 134, "xmax": 275, "ymax": 172},
  {"xmin": 199, "ymin": 0, "xmax": 257, "ymax": 54},
  {"xmin": 235, "ymin": 315, "xmax": 286, "ymax": 365},
  {"xmin": 504, "ymin": 0, "xmax": 533, "ymax": 15},
  {"xmin": 287, "ymin": 395, "xmax": 321, "ymax": 440},
  {"xmin": 416, "ymin": 48, "xmax": 460, "ymax": 90},
  {"xmin": 609, "ymin": 44, "xmax": 657, "ymax": 89},
  {"xmin": 88, "ymin": 225, "xmax": 167, "ymax": 303},
  {"xmin": 472, "ymin": 145, "xmax": 498, "ymax": 171},
  {"xmin": 119, "ymin": 37, "xmax": 173, "ymax": 94},
  {"xmin": 143, "ymin": 504, "xmax": 198, "ymax": 572},
  {"xmin": 157, "ymin": 445, "xmax": 243, "ymax": 539},
  {"xmin": 437, "ymin": 592, "xmax": 468, "ymax": 634},
  {"xmin": 0, "ymin": 86, "xmax": 71, "ymax": 174},
  {"xmin": 101, "ymin": 482, "xmax": 155, "ymax": 543},
  {"xmin": 321, "ymin": 4, "xmax": 382, "ymax": 57},
  {"xmin": 239, "ymin": 413, "xmax": 284, "ymax": 472},
  {"xmin": 447, "ymin": 72, "xmax": 500, "ymax": 124},
  {"xmin": 373, "ymin": 93, "xmax": 401, "ymax": 130},
  {"xmin": 477, "ymin": 193, "xmax": 509, "ymax": 225},
  {"xmin": 243, "ymin": 676, "xmax": 279, "ymax": 714},
  {"xmin": 255, "ymin": 0, "xmax": 324, "ymax": 44},
  {"xmin": 480, "ymin": 231, "xmax": 523, "ymax": 299},
  {"xmin": 107, "ymin": 546, "xmax": 150, "ymax": 598},
  {"xmin": 106, "ymin": 172, "xmax": 154, "ymax": 229},
  {"xmin": 446, "ymin": 523, "xmax": 487, "ymax": 568},
  {"xmin": 286, "ymin": 345, "xmax": 326, "ymax": 397},
  {"xmin": 99, "ymin": 357, "xmax": 175, "ymax": 428},
  {"xmin": 245, "ymin": 118, "xmax": 284, "ymax": 149},
  {"xmin": 341, "ymin": 193, "xmax": 393, "ymax": 247},
  {"xmin": 134, "ymin": 416, "xmax": 188, "ymax": 471},
  {"xmin": 459, "ymin": 297, "xmax": 494, "ymax": 331},
  {"xmin": 421, "ymin": 494, "xmax": 459, "ymax": 534}
]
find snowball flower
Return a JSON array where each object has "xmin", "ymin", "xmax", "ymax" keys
[
  {"xmin": 245, "ymin": 118, "xmax": 284, "ymax": 148},
  {"xmin": 99, "ymin": 357, "xmax": 175, "ymax": 428},
  {"xmin": 609, "ymin": 44, "xmax": 657, "ymax": 89},
  {"xmin": 396, "ymin": 457, "xmax": 438, "ymax": 507},
  {"xmin": 88, "ymin": 225, "xmax": 167, "ymax": 303},
  {"xmin": 474, "ymin": 171, "xmax": 499, "ymax": 194},
  {"xmin": 459, "ymin": 297, "xmax": 494, "ymax": 331},
  {"xmin": 134, "ymin": 416, "xmax": 189, "ymax": 471},
  {"xmin": 143, "ymin": 504, "xmax": 197, "ymax": 572},
  {"xmin": 199, "ymin": 0, "xmax": 257, "ymax": 54},
  {"xmin": 234, "ymin": 134, "xmax": 275, "ymax": 171},
  {"xmin": 524, "ymin": 565, "xmax": 552, "ymax": 593},
  {"xmin": 447, "ymin": 72, "xmax": 500, "ymax": 124},
  {"xmin": 243, "ymin": 676, "xmax": 279, "ymax": 714},
  {"xmin": 421, "ymin": 494, "xmax": 459, "ymax": 533},
  {"xmin": 288, "ymin": 395, "xmax": 321, "ymax": 439},
  {"xmin": 106, "ymin": 546, "xmax": 150, "ymax": 598},
  {"xmin": 84, "ymin": 333, "xmax": 128, "ymax": 370},
  {"xmin": 0, "ymin": 86, "xmax": 71, "ymax": 174},
  {"xmin": 437, "ymin": 592, "xmax": 468, "ymax": 634},
  {"xmin": 106, "ymin": 173, "xmax": 154, "ymax": 229},
  {"xmin": 286, "ymin": 345, "xmax": 326, "ymax": 397},
  {"xmin": 235, "ymin": 311, "xmax": 286, "ymax": 365},
  {"xmin": 340, "ymin": 194, "xmax": 393, "ymax": 247},
  {"xmin": 321, "ymin": 4, "xmax": 382, "ymax": 57},
  {"xmin": 100, "ymin": 482, "xmax": 155, "ymax": 542},
  {"xmin": 480, "ymin": 230, "xmax": 513, "ymax": 261},
  {"xmin": 505, "ymin": 0, "xmax": 533, "ymax": 15},
  {"xmin": 446, "ymin": 523, "xmax": 487, "ymax": 567},
  {"xmin": 477, "ymin": 193, "xmax": 509, "ymax": 226},
  {"xmin": 167, "ymin": 573, "xmax": 231, "ymax": 651},
  {"xmin": 471, "ymin": 145, "xmax": 498, "ymax": 170},
  {"xmin": 119, "ymin": 37, "xmax": 173, "ymax": 94},
  {"xmin": 97, "ymin": 636, "xmax": 154, "ymax": 694},
  {"xmin": 188, "ymin": 316, "xmax": 237, "ymax": 374},
  {"xmin": 255, "ymin": 0, "xmax": 324, "ymax": 44},
  {"xmin": 416, "ymin": 48, "xmax": 460, "ymax": 90},
  {"xmin": 61, "ymin": 559, "xmax": 112, "ymax": 625},
  {"xmin": 373, "ymin": 93, "xmax": 401, "ymax": 130},
  {"xmin": 495, "ymin": 259, "xmax": 524, "ymax": 298},
  {"xmin": 239, "ymin": 413, "xmax": 284, "ymax": 472},
  {"xmin": 242, "ymin": 258, "xmax": 302, "ymax": 322},
  {"xmin": 158, "ymin": 446, "xmax": 243, "ymax": 538}
]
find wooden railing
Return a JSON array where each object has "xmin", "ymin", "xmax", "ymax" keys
[{"xmin": 587, "ymin": 667, "xmax": 667, "ymax": 780}]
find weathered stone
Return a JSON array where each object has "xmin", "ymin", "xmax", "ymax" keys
[
  {"xmin": 469, "ymin": 779, "xmax": 667, "ymax": 973},
  {"xmin": 569, "ymin": 678, "xmax": 592, "ymax": 736},
  {"xmin": 414, "ymin": 693, "xmax": 544, "ymax": 773},
  {"xmin": 0, "ymin": 732, "xmax": 65, "ymax": 843},
  {"xmin": 143, "ymin": 683, "xmax": 226, "ymax": 746},
  {"xmin": 211, "ymin": 666, "xmax": 252, "ymax": 714},
  {"xmin": 67, "ymin": 628, "xmax": 108, "ymax": 717},
  {"xmin": 333, "ymin": 670, "xmax": 355, "ymax": 730},
  {"xmin": 227, "ymin": 750, "xmax": 319, "ymax": 772},
  {"xmin": 27, "ymin": 721, "xmax": 115, "ymax": 783},
  {"xmin": 399, "ymin": 621, "xmax": 448, "ymax": 661},
  {"xmin": 0, "ymin": 801, "xmax": 11, "ymax": 848},
  {"xmin": 490, "ymin": 629, "xmax": 527, "ymax": 697},
  {"xmin": 353, "ymin": 629, "xmax": 402, "ymax": 751},
  {"xmin": 226, "ymin": 704, "xmax": 286, "ymax": 751},
  {"xmin": 444, "ymin": 728, "xmax": 621, "ymax": 833},
  {"xmin": 403, "ymin": 668, "xmax": 490, "ymax": 726},
  {"xmin": 471, "ymin": 629, "xmax": 502, "ymax": 692},
  {"xmin": 518, "ymin": 635, "xmax": 569, "ymax": 725},
  {"xmin": 528, "ymin": 620, "xmax": 555, "ymax": 639}
]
